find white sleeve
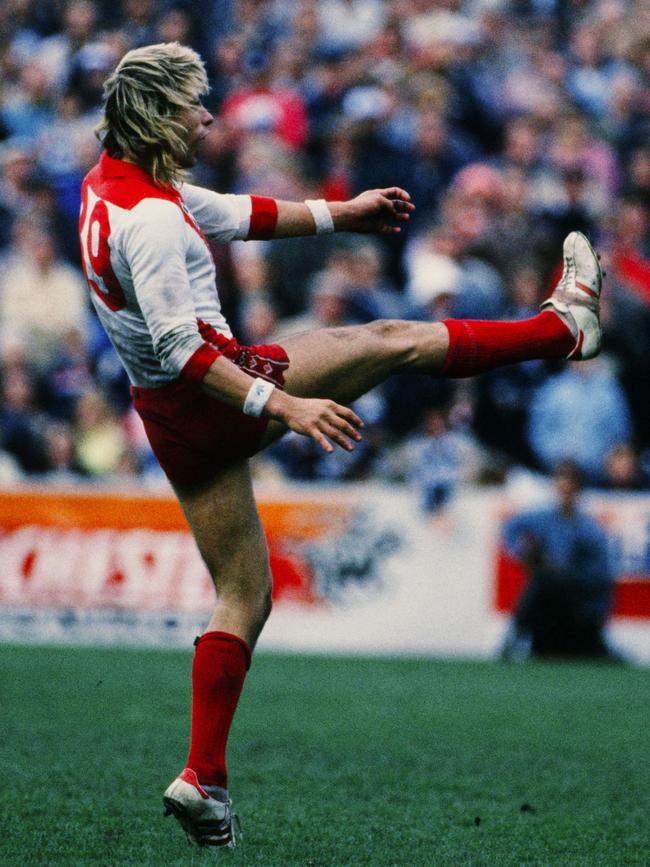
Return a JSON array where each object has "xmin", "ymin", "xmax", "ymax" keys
[
  {"xmin": 119, "ymin": 198, "xmax": 207, "ymax": 377},
  {"xmin": 181, "ymin": 183, "xmax": 252, "ymax": 241}
]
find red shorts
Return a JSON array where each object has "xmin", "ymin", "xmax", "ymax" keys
[{"xmin": 131, "ymin": 338, "xmax": 290, "ymax": 489}]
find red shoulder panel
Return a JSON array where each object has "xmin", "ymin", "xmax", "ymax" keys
[
  {"xmin": 87, "ymin": 174, "xmax": 180, "ymax": 211},
  {"xmin": 83, "ymin": 153, "xmax": 181, "ymax": 211}
]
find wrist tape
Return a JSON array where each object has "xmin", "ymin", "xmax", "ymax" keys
[
  {"xmin": 243, "ymin": 377, "xmax": 275, "ymax": 417},
  {"xmin": 305, "ymin": 199, "xmax": 335, "ymax": 235}
]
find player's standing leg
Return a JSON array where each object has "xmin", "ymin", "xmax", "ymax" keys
[{"xmin": 163, "ymin": 461, "xmax": 272, "ymax": 848}]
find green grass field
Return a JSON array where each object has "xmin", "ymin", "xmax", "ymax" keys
[{"xmin": 1, "ymin": 645, "xmax": 648, "ymax": 866}]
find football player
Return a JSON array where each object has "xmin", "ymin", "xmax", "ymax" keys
[{"xmin": 81, "ymin": 41, "xmax": 603, "ymax": 847}]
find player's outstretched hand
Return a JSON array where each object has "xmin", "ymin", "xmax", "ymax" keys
[
  {"xmin": 330, "ymin": 188, "xmax": 415, "ymax": 235},
  {"xmin": 265, "ymin": 391, "xmax": 364, "ymax": 453}
]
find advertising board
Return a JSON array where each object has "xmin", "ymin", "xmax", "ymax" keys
[{"xmin": 0, "ymin": 485, "xmax": 648, "ymax": 660}]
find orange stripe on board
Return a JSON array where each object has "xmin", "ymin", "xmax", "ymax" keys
[
  {"xmin": 0, "ymin": 489, "xmax": 354, "ymax": 539},
  {"xmin": 0, "ymin": 489, "xmax": 188, "ymax": 531}
]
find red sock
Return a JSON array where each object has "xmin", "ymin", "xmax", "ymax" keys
[
  {"xmin": 441, "ymin": 311, "xmax": 575, "ymax": 378},
  {"xmin": 186, "ymin": 631, "xmax": 251, "ymax": 788}
]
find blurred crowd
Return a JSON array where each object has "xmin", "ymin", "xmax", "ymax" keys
[{"xmin": 1, "ymin": 0, "xmax": 649, "ymax": 501}]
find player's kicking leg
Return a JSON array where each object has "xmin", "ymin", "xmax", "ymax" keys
[
  {"xmin": 164, "ymin": 460, "xmax": 272, "ymax": 847},
  {"xmin": 262, "ymin": 230, "xmax": 602, "ymax": 440}
]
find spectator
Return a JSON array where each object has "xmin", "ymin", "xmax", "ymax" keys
[
  {"xmin": 476, "ymin": 167, "xmax": 554, "ymax": 282},
  {"xmin": 38, "ymin": 0, "xmax": 99, "ymax": 93},
  {"xmin": 73, "ymin": 388, "xmax": 129, "ymax": 478},
  {"xmin": 36, "ymin": 90, "xmax": 96, "ymax": 180},
  {"xmin": 239, "ymin": 295, "xmax": 279, "ymax": 345},
  {"xmin": 383, "ymin": 404, "xmax": 482, "ymax": 514},
  {"xmin": 527, "ymin": 355, "xmax": 633, "ymax": 483},
  {"xmin": 277, "ymin": 242, "xmax": 404, "ymax": 328},
  {"xmin": 602, "ymin": 442, "xmax": 650, "ymax": 491},
  {"xmin": 609, "ymin": 196, "xmax": 650, "ymax": 305},
  {"xmin": 597, "ymin": 251, "xmax": 650, "ymax": 451},
  {"xmin": 0, "ymin": 142, "xmax": 38, "ymax": 241},
  {"xmin": 316, "ymin": 0, "xmax": 386, "ymax": 55},
  {"xmin": 0, "ymin": 220, "xmax": 89, "ymax": 368},
  {"xmin": 119, "ymin": 0, "xmax": 157, "ymax": 49},
  {"xmin": 341, "ymin": 241, "xmax": 404, "ymax": 323},
  {"xmin": 565, "ymin": 21, "xmax": 616, "ymax": 118},
  {"xmin": 501, "ymin": 460, "xmax": 618, "ymax": 660},
  {"xmin": 496, "ymin": 116, "xmax": 543, "ymax": 177},
  {"xmin": 0, "ymin": 61, "xmax": 53, "ymax": 141},
  {"xmin": 67, "ymin": 39, "xmax": 119, "ymax": 113},
  {"xmin": 41, "ymin": 327, "xmax": 95, "ymax": 421},
  {"xmin": 542, "ymin": 113, "xmax": 619, "ymax": 216},
  {"xmin": 391, "ymin": 405, "xmax": 483, "ymax": 514},
  {"xmin": 221, "ymin": 50, "xmax": 308, "ymax": 151},
  {"xmin": 393, "ymin": 110, "xmax": 475, "ymax": 231},
  {"xmin": 405, "ymin": 216, "xmax": 505, "ymax": 321},
  {"xmin": 273, "ymin": 258, "xmax": 354, "ymax": 338},
  {"xmin": 0, "ymin": 363, "xmax": 49, "ymax": 474},
  {"xmin": 537, "ymin": 166, "xmax": 598, "ymax": 253},
  {"xmin": 42, "ymin": 420, "xmax": 85, "ymax": 484},
  {"xmin": 155, "ymin": 7, "xmax": 195, "ymax": 49}
]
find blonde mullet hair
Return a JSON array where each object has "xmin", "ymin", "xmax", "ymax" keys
[{"xmin": 96, "ymin": 42, "xmax": 209, "ymax": 187}]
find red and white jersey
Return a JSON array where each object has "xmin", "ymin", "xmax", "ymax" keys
[{"xmin": 79, "ymin": 152, "xmax": 276, "ymax": 387}]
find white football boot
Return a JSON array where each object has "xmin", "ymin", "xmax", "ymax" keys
[
  {"xmin": 163, "ymin": 768, "xmax": 240, "ymax": 848},
  {"xmin": 540, "ymin": 231, "xmax": 604, "ymax": 360}
]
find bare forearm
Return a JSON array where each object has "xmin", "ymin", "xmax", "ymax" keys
[
  {"xmin": 200, "ymin": 355, "xmax": 258, "ymax": 409},
  {"xmin": 271, "ymin": 188, "xmax": 413, "ymax": 238}
]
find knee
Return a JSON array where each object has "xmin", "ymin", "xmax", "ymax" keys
[
  {"xmin": 366, "ymin": 319, "xmax": 417, "ymax": 366},
  {"xmin": 365, "ymin": 319, "xmax": 417, "ymax": 360}
]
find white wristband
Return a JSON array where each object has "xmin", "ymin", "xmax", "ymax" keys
[
  {"xmin": 305, "ymin": 198, "xmax": 335, "ymax": 235},
  {"xmin": 243, "ymin": 377, "xmax": 275, "ymax": 417}
]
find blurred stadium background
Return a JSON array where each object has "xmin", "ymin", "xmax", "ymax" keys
[
  {"xmin": 0, "ymin": 0, "xmax": 649, "ymax": 656},
  {"xmin": 0, "ymin": 1, "xmax": 649, "ymax": 864}
]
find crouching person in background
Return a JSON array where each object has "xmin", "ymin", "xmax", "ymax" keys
[{"xmin": 501, "ymin": 461, "xmax": 620, "ymax": 661}]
